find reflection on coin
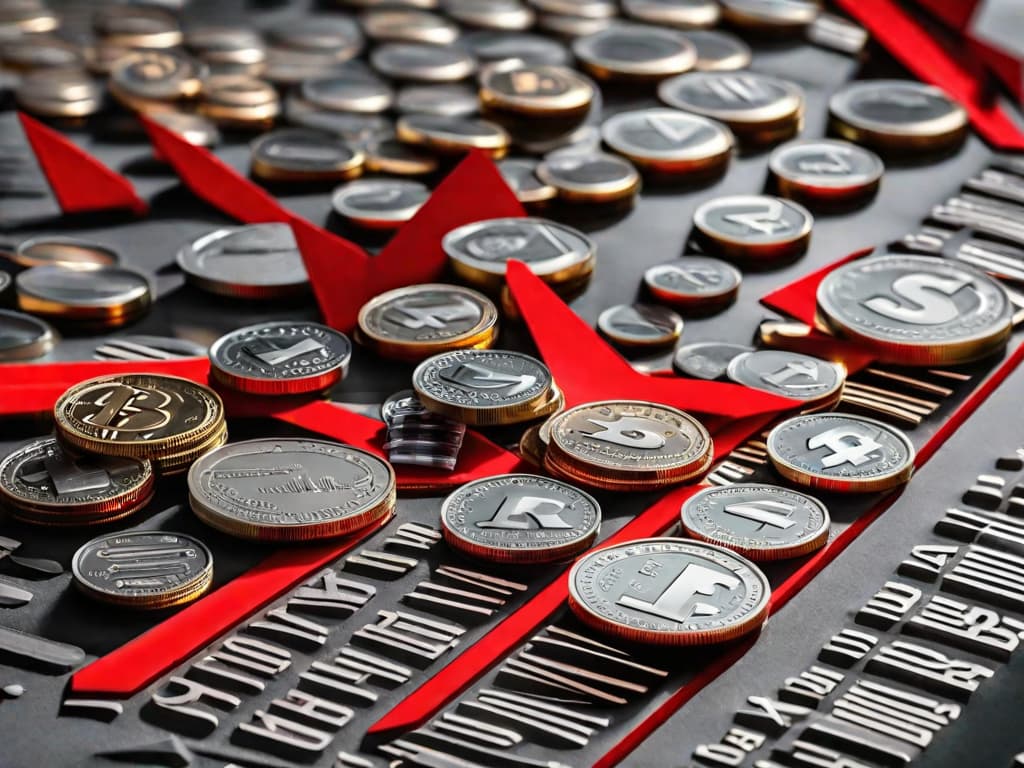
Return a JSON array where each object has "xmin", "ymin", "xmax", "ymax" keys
[
  {"xmin": 622, "ymin": 0, "xmax": 721, "ymax": 28},
  {"xmin": 681, "ymin": 483, "xmax": 830, "ymax": 561},
  {"xmin": 446, "ymin": 0, "xmax": 535, "ymax": 30},
  {"xmin": 720, "ymin": 0, "xmax": 821, "ymax": 34},
  {"xmin": 461, "ymin": 30, "xmax": 571, "ymax": 67},
  {"xmin": 371, "ymin": 42, "xmax": 476, "ymax": 82},
  {"xmin": 93, "ymin": 5, "xmax": 182, "ymax": 48},
  {"xmin": 189, "ymin": 438, "xmax": 395, "ymax": 541},
  {"xmin": 148, "ymin": 111, "xmax": 221, "ymax": 148},
  {"xmin": 568, "ymin": 537, "xmax": 770, "ymax": 645},
  {"xmin": 816, "ymin": 254, "xmax": 1013, "ymax": 365},
  {"xmin": 727, "ymin": 350, "xmax": 844, "ymax": 409},
  {"xmin": 16, "ymin": 265, "xmax": 152, "ymax": 327},
  {"xmin": 685, "ymin": 29, "xmax": 752, "ymax": 70},
  {"xmin": 601, "ymin": 108, "xmax": 733, "ymax": 178},
  {"xmin": 73, "ymin": 532, "xmax": 212, "ymax": 608},
  {"xmin": 597, "ymin": 304, "xmax": 683, "ymax": 348},
  {"xmin": 498, "ymin": 158, "xmax": 558, "ymax": 206},
  {"xmin": 251, "ymin": 129, "xmax": 364, "ymax": 182},
  {"xmin": 185, "ymin": 26, "xmax": 267, "ymax": 71},
  {"xmin": 395, "ymin": 82, "xmax": 480, "ymax": 116},
  {"xmin": 0, "ymin": 309, "xmax": 55, "ymax": 361},
  {"xmin": 266, "ymin": 15, "xmax": 364, "ymax": 60},
  {"xmin": 441, "ymin": 473, "xmax": 600, "ymax": 563},
  {"xmin": 16, "ymin": 68, "xmax": 102, "ymax": 118},
  {"xmin": 209, "ymin": 322, "xmax": 352, "ymax": 395},
  {"xmin": 536, "ymin": 152, "xmax": 640, "ymax": 205},
  {"xmin": 767, "ymin": 412, "xmax": 915, "ymax": 493},
  {"xmin": 530, "ymin": 0, "xmax": 617, "ymax": 18},
  {"xmin": 769, "ymin": 138, "xmax": 883, "ymax": 207},
  {"xmin": 397, "ymin": 113, "xmax": 510, "ymax": 157},
  {"xmin": 14, "ymin": 237, "xmax": 119, "ymax": 270},
  {"xmin": 110, "ymin": 50, "xmax": 206, "ymax": 104},
  {"xmin": 362, "ymin": 9, "xmax": 459, "ymax": 44},
  {"xmin": 672, "ymin": 341, "xmax": 752, "ymax": 379},
  {"xmin": 331, "ymin": 179, "xmax": 430, "ymax": 229},
  {"xmin": 301, "ymin": 73, "xmax": 394, "ymax": 114},
  {"xmin": 177, "ymin": 223, "xmax": 309, "ymax": 300},
  {"xmin": 573, "ymin": 24, "xmax": 696, "ymax": 81},
  {"xmin": 480, "ymin": 63, "xmax": 593, "ymax": 119},
  {"xmin": 829, "ymin": 79, "xmax": 968, "ymax": 154},
  {"xmin": 364, "ymin": 137, "xmax": 440, "ymax": 176},
  {"xmin": 644, "ymin": 257, "xmax": 741, "ymax": 313},
  {"xmin": 692, "ymin": 194, "xmax": 813, "ymax": 263}
]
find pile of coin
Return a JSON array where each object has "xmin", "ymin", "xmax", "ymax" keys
[
  {"xmin": 382, "ymin": 390, "xmax": 466, "ymax": 471},
  {"xmin": 15, "ymin": 264, "xmax": 153, "ymax": 330}
]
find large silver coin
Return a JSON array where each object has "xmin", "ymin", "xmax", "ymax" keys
[
  {"xmin": 769, "ymin": 138, "xmax": 883, "ymax": 206},
  {"xmin": 331, "ymin": 179, "xmax": 430, "ymax": 229},
  {"xmin": 568, "ymin": 537, "xmax": 770, "ymax": 645},
  {"xmin": 816, "ymin": 254, "xmax": 1013, "ymax": 365},
  {"xmin": 441, "ymin": 473, "xmax": 601, "ymax": 563},
  {"xmin": 0, "ymin": 309, "xmax": 56, "ymax": 361},
  {"xmin": 692, "ymin": 194, "xmax": 812, "ymax": 262},
  {"xmin": 727, "ymin": 349, "xmax": 845, "ymax": 407},
  {"xmin": 188, "ymin": 439, "xmax": 395, "ymax": 541},
  {"xmin": 681, "ymin": 483, "xmax": 830, "ymax": 561},
  {"xmin": 601, "ymin": 108, "xmax": 734, "ymax": 178},
  {"xmin": 767, "ymin": 412, "xmax": 915, "ymax": 493}
]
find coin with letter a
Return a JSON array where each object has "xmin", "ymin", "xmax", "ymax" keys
[
  {"xmin": 600, "ymin": 108, "xmax": 734, "ymax": 179},
  {"xmin": 441, "ymin": 474, "xmax": 601, "ymax": 564},
  {"xmin": 681, "ymin": 483, "xmax": 830, "ymax": 561},
  {"xmin": 568, "ymin": 537, "xmax": 770, "ymax": 645},
  {"xmin": 767, "ymin": 412, "xmax": 915, "ymax": 493},
  {"xmin": 727, "ymin": 349, "xmax": 845, "ymax": 409},
  {"xmin": 692, "ymin": 194, "xmax": 812, "ymax": 263}
]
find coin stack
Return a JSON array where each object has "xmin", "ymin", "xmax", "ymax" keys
[
  {"xmin": 15, "ymin": 264, "xmax": 153, "ymax": 331},
  {"xmin": 382, "ymin": 390, "xmax": 466, "ymax": 471}
]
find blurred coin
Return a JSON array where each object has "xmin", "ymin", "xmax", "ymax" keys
[
  {"xmin": 530, "ymin": 0, "xmax": 616, "ymax": 18},
  {"xmin": 15, "ymin": 68, "xmax": 102, "ymax": 118},
  {"xmin": 686, "ymin": 29, "xmax": 751, "ymax": 70},
  {"xmin": 110, "ymin": 50, "xmax": 206, "ymax": 104},
  {"xmin": 185, "ymin": 26, "xmax": 267, "ymax": 70},
  {"xmin": 264, "ymin": 47, "xmax": 351, "ymax": 85},
  {"xmin": 480, "ymin": 63, "xmax": 593, "ymax": 121},
  {"xmin": 148, "ymin": 111, "xmax": 220, "ymax": 148},
  {"xmin": 371, "ymin": 42, "xmax": 476, "ymax": 82},
  {"xmin": 332, "ymin": 179, "xmax": 430, "ymax": 228},
  {"xmin": 198, "ymin": 74, "xmax": 280, "ymax": 127},
  {"xmin": 597, "ymin": 304, "xmax": 683, "ymax": 348},
  {"xmin": 301, "ymin": 73, "xmax": 393, "ymax": 113},
  {"xmin": 14, "ymin": 237, "xmax": 118, "ymax": 270},
  {"xmin": 692, "ymin": 194, "xmax": 812, "ymax": 263},
  {"xmin": 498, "ymin": 158, "xmax": 557, "ymax": 207},
  {"xmin": 445, "ymin": 0, "xmax": 535, "ymax": 30},
  {"xmin": 768, "ymin": 138, "xmax": 883, "ymax": 207},
  {"xmin": 93, "ymin": 5, "xmax": 182, "ymax": 48},
  {"xmin": 251, "ymin": 128, "xmax": 364, "ymax": 182},
  {"xmin": 573, "ymin": 24, "xmax": 696, "ymax": 82},
  {"xmin": 0, "ymin": 35, "xmax": 81, "ymax": 71},
  {"xmin": 266, "ymin": 15, "xmax": 364, "ymax": 60},
  {"xmin": 0, "ymin": 309, "xmax": 56, "ymax": 361},
  {"xmin": 83, "ymin": 42, "xmax": 134, "ymax": 75},
  {"xmin": 672, "ymin": 341, "xmax": 752, "ymax": 379},
  {"xmin": 461, "ymin": 30, "xmax": 570, "ymax": 67},
  {"xmin": 363, "ymin": 137, "xmax": 439, "ymax": 175},
  {"xmin": 0, "ymin": 0, "xmax": 59, "ymax": 35},
  {"xmin": 536, "ymin": 152, "xmax": 640, "ymax": 206},
  {"xmin": 362, "ymin": 8, "xmax": 459, "ymax": 44},
  {"xmin": 395, "ymin": 82, "xmax": 479, "ymax": 116},
  {"xmin": 397, "ymin": 113, "xmax": 510, "ymax": 157},
  {"xmin": 644, "ymin": 257, "xmax": 741, "ymax": 313},
  {"xmin": 601, "ymin": 108, "xmax": 733, "ymax": 179},
  {"xmin": 286, "ymin": 95, "xmax": 391, "ymax": 141},
  {"xmin": 621, "ymin": 0, "xmax": 720, "ymax": 28},
  {"xmin": 536, "ymin": 13, "xmax": 612, "ymax": 37},
  {"xmin": 727, "ymin": 349, "xmax": 845, "ymax": 409},
  {"xmin": 17, "ymin": 265, "xmax": 151, "ymax": 327},
  {"xmin": 720, "ymin": 0, "xmax": 821, "ymax": 34}
]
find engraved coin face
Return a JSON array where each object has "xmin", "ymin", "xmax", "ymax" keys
[
  {"xmin": 693, "ymin": 194, "xmax": 812, "ymax": 261},
  {"xmin": 769, "ymin": 139, "xmax": 883, "ymax": 201},
  {"xmin": 188, "ymin": 439, "xmax": 395, "ymax": 541},
  {"xmin": 251, "ymin": 129, "xmax": 364, "ymax": 181},
  {"xmin": 331, "ymin": 179, "xmax": 430, "ymax": 228},
  {"xmin": 413, "ymin": 349, "xmax": 552, "ymax": 418},
  {"xmin": 816, "ymin": 254, "xmax": 1013, "ymax": 364},
  {"xmin": 72, "ymin": 531, "xmax": 213, "ymax": 608},
  {"xmin": 681, "ymin": 483, "xmax": 830, "ymax": 561},
  {"xmin": 686, "ymin": 29, "xmax": 751, "ymax": 71},
  {"xmin": 209, "ymin": 322, "xmax": 352, "ymax": 395},
  {"xmin": 573, "ymin": 24, "xmax": 697, "ymax": 80},
  {"xmin": 370, "ymin": 42, "xmax": 476, "ymax": 82},
  {"xmin": 644, "ymin": 257, "xmax": 741, "ymax": 309},
  {"xmin": 441, "ymin": 473, "xmax": 601, "ymax": 563},
  {"xmin": 727, "ymin": 350, "xmax": 845, "ymax": 406},
  {"xmin": 601, "ymin": 109, "xmax": 734, "ymax": 171},
  {"xmin": 658, "ymin": 71, "xmax": 803, "ymax": 127},
  {"xmin": 462, "ymin": 31, "xmax": 569, "ymax": 66},
  {"xmin": 597, "ymin": 304, "xmax": 683, "ymax": 348},
  {"xmin": 568, "ymin": 537, "xmax": 770, "ymax": 645},
  {"xmin": 673, "ymin": 341, "xmax": 753, "ymax": 379},
  {"xmin": 622, "ymin": 0, "xmax": 721, "ymax": 28},
  {"xmin": 0, "ymin": 309, "xmax": 55, "ymax": 361},
  {"xmin": 767, "ymin": 412, "xmax": 915, "ymax": 493}
]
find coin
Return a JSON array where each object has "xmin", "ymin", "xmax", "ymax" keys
[
  {"xmin": 266, "ymin": 15, "xmax": 364, "ymax": 60},
  {"xmin": 188, "ymin": 438, "xmax": 395, "ymax": 541},
  {"xmin": 446, "ymin": 0, "xmax": 535, "ymax": 30},
  {"xmin": 530, "ymin": 0, "xmax": 616, "ymax": 18},
  {"xmin": 72, "ymin": 532, "xmax": 212, "ymax": 609},
  {"xmin": 286, "ymin": 96, "xmax": 391, "ymax": 141},
  {"xmin": 727, "ymin": 350, "xmax": 845, "ymax": 409},
  {"xmin": 601, "ymin": 108, "xmax": 733, "ymax": 179},
  {"xmin": 443, "ymin": 216, "xmax": 595, "ymax": 290},
  {"xmin": 413, "ymin": 348, "xmax": 553, "ymax": 425},
  {"xmin": 536, "ymin": 152, "xmax": 641, "ymax": 206},
  {"xmin": 573, "ymin": 25, "xmax": 696, "ymax": 82},
  {"xmin": 185, "ymin": 26, "xmax": 267, "ymax": 71},
  {"xmin": 250, "ymin": 129, "xmax": 364, "ymax": 182},
  {"xmin": 692, "ymin": 194, "xmax": 813, "ymax": 263},
  {"xmin": 362, "ymin": 9, "xmax": 459, "ymax": 44},
  {"xmin": 13, "ymin": 237, "xmax": 119, "ymax": 270},
  {"xmin": 769, "ymin": 138, "xmax": 883, "ymax": 207},
  {"xmin": 597, "ymin": 304, "xmax": 683, "ymax": 348},
  {"xmin": 84, "ymin": 42, "xmax": 134, "ymax": 75},
  {"xmin": 301, "ymin": 73, "xmax": 394, "ymax": 114},
  {"xmin": 643, "ymin": 257, "xmax": 741, "ymax": 314},
  {"xmin": 16, "ymin": 265, "xmax": 152, "ymax": 328},
  {"xmin": 0, "ymin": 309, "xmax": 55, "ymax": 361},
  {"xmin": 767, "ymin": 412, "xmax": 915, "ymax": 493},
  {"xmin": 497, "ymin": 158, "xmax": 558, "ymax": 207},
  {"xmin": 829, "ymin": 79, "xmax": 968, "ymax": 154},
  {"xmin": 15, "ymin": 68, "xmax": 102, "ymax": 118},
  {"xmin": 685, "ymin": 29, "xmax": 752, "ymax": 70},
  {"xmin": 568, "ymin": 537, "xmax": 770, "ymax": 645},
  {"xmin": 198, "ymin": 75, "xmax": 280, "ymax": 128},
  {"xmin": 177, "ymin": 223, "xmax": 309, "ymax": 300},
  {"xmin": 479, "ymin": 63, "xmax": 593, "ymax": 124},
  {"xmin": 0, "ymin": 1, "xmax": 59, "ymax": 35},
  {"xmin": 397, "ymin": 113, "xmax": 510, "ymax": 157},
  {"xmin": 816, "ymin": 254, "xmax": 1013, "ymax": 365},
  {"xmin": 720, "ymin": 0, "xmax": 821, "ymax": 34},
  {"xmin": 93, "ymin": 6, "xmax": 182, "ymax": 48},
  {"xmin": 110, "ymin": 50, "xmax": 206, "ymax": 105},
  {"xmin": 672, "ymin": 341, "xmax": 753, "ymax": 379},
  {"xmin": 461, "ymin": 30, "xmax": 571, "ymax": 67},
  {"xmin": 395, "ymin": 83, "xmax": 479, "ymax": 116},
  {"xmin": 363, "ymin": 137, "xmax": 439, "ymax": 176},
  {"xmin": 209, "ymin": 321, "xmax": 352, "ymax": 395},
  {"xmin": 621, "ymin": 0, "xmax": 721, "ymax": 28},
  {"xmin": 331, "ymin": 179, "xmax": 430, "ymax": 229},
  {"xmin": 148, "ymin": 111, "xmax": 221, "ymax": 148},
  {"xmin": 358, "ymin": 283, "xmax": 499, "ymax": 360},
  {"xmin": 0, "ymin": 36, "xmax": 81, "ymax": 71},
  {"xmin": 371, "ymin": 42, "xmax": 476, "ymax": 82},
  {"xmin": 264, "ymin": 48, "xmax": 350, "ymax": 86}
]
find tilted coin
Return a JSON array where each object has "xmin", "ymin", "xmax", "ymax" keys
[
  {"xmin": 363, "ymin": 137, "xmax": 440, "ymax": 176},
  {"xmin": 769, "ymin": 138, "xmax": 883, "ymax": 207},
  {"xmin": 536, "ymin": 152, "xmax": 641, "ymax": 206},
  {"xmin": 460, "ymin": 30, "xmax": 571, "ymax": 67},
  {"xmin": 358, "ymin": 283, "xmax": 499, "ymax": 360},
  {"xmin": 250, "ymin": 128, "xmax": 364, "ymax": 182},
  {"xmin": 573, "ymin": 25, "xmax": 697, "ymax": 82},
  {"xmin": 286, "ymin": 96, "xmax": 392, "ymax": 141},
  {"xmin": 301, "ymin": 73, "xmax": 394, "ymax": 114},
  {"xmin": 479, "ymin": 63, "xmax": 593, "ymax": 122},
  {"xmin": 72, "ymin": 532, "xmax": 212, "ymax": 609},
  {"xmin": 110, "ymin": 50, "xmax": 206, "ymax": 105},
  {"xmin": 568, "ymin": 537, "xmax": 770, "ymax": 645},
  {"xmin": 0, "ymin": 309, "xmax": 55, "ymax": 362},
  {"xmin": 16, "ymin": 265, "xmax": 152, "ymax": 327},
  {"xmin": 148, "ymin": 111, "xmax": 221, "ymax": 148},
  {"xmin": 370, "ymin": 42, "xmax": 476, "ymax": 82},
  {"xmin": 601, "ymin": 108, "xmax": 733, "ymax": 179},
  {"xmin": 681, "ymin": 483, "xmax": 830, "ymax": 561},
  {"xmin": 444, "ymin": 0, "xmax": 536, "ymax": 30},
  {"xmin": 188, "ymin": 439, "xmax": 395, "ymax": 541},
  {"xmin": 692, "ymin": 194, "xmax": 813, "ymax": 263},
  {"xmin": 395, "ymin": 82, "xmax": 480, "ymax": 117},
  {"xmin": 14, "ymin": 237, "xmax": 118, "ymax": 269},
  {"xmin": 497, "ymin": 158, "xmax": 558, "ymax": 207},
  {"xmin": 622, "ymin": 0, "xmax": 721, "ymax": 28},
  {"xmin": 0, "ymin": 36, "xmax": 81, "ymax": 71},
  {"xmin": 530, "ymin": 0, "xmax": 617, "ymax": 18},
  {"xmin": 209, "ymin": 321, "xmax": 352, "ymax": 395},
  {"xmin": 198, "ymin": 74, "xmax": 280, "ymax": 128},
  {"xmin": 177, "ymin": 223, "xmax": 309, "ymax": 300},
  {"xmin": 362, "ymin": 9, "xmax": 459, "ymax": 44},
  {"xmin": 266, "ymin": 15, "xmax": 364, "ymax": 60},
  {"xmin": 397, "ymin": 113, "xmax": 510, "ymax": 158},
  {"xmin": 93, "ymin": 5, "xmax": 182, "ymax": 48},
  {"xmin": 816, "ymin": 254, "xmax": 1013, "ymax": 365},
  {"xmin": 829, "ymin": 79, "xmax": 968, "ymax": 154},
  {"xmin": 720, "ymin": 0, "xmax": 821, "ymax": 34},
  {"xmin": 331, "ymin": 179, "xmax": 430, "ymax": 229},
  {"xmin": 727, "ymin": 350, "xmax": 845, "ymax": 409},
  {"xmin": 441, "ymin": 474, "xmax": 600, "ymax": 563},
  {"xmin": 185, "ymin": 26, "xmax": 268, "ymax": 71},
  {"xmin": 685, "ymin": 29, "xmax": 752, "ymax": 70},
  {"xmin": 443, "ymin": 216, "xmax": 595, "ymax": 290},
  {"xmin": 767, "ymin": 412, "xmax": 915, "ymax": 493},
  {"xmin": 672, "ymin": 341, "xmax": 753, "ymax": 379},
  {"xmin": 644, "ymin": 257, "xmax": 741, "ymax": 313},
  {"xmin": 15, "ymin": 68, "xmax": 102, "ymax": 118},
  {"xmin": 597, "ymin": 304, "xmax": 683, "ymax": 348}
]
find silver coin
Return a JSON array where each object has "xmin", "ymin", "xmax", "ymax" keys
[
  {"xmin": 363, "ymin": 137, "xmax": 440, "ymax": 175},
  {"xmin": 441, "ymin": 473, "xmax": 601, "ymax": 563},
  {"xmin": 692, "ymin": 194, "xmax": 813, "ymax": 261},
  {"xmin": 361, "ymin": 9, "xmax": 460, "ymax": 45},
  {"xmin": 15, "ymin": 68, "xmax": 102, "ymax": 118},
  {"xmin": 148, "ymin": 111, "xmax": 221, "ymax": 148},
  {"xmin": 266, "ymin": 15, "xmax": 364, "ymax": 60},
  {"xmin": 720, "ymin": 0, "xmax": 821, "ymax": 29},
  {"xmin": 93, "ymin": 5, "xmax": 182, "ymax": 48},
  {"xmin": 536, "ymin": 13, "xmax": 613, "ymax": 38},
  {"xmin": 110, "ymin": 50, "xmax": 206, "ymax": 101},
  {"xmin": 251, "ymin": 128, "xmax": 364, "ymax": 179},
  {"xmin": 685, "ymin": 29, "xmax": 751, "ymax": 70},
  {"xmin": 15, "ymin": 237, "xmax": 119, "ymax": 270},
  {"xmin": 621, "ymin": 0, "xmax": 721, "ymax": 28},
  {"xmin": 681, "ymin": 483, "xmax": 830, "ymax": 561},
  {"xmin": 177, "ymin": 223, "xmax": 309, "ymax": 300},
  {"xmin": 188, "ymin": 438, "xmax": 395, "ymax": 541},
  {"xmin": 769, "ymin": 138, "xmax": 883, "ymax": 200},
  {"xmin": 185, "ymin": 26, "xmax": 267, "ymax": 69},
  {"xmin": 672, "ymin": 341, "xmax": 752, "ymax": 379},
  {"xmin": 497, "ymin": 158, "xmax": 558, "ymax": 205},
  {"xmin": 0, "ymin": 36, "xmax": 82, "ymax": 70},
  {"xmin": 573, "ymin": 24, "xmax": 697, "ymax": 80},
  {"xmin": 0, "ymin": 309, "xmax": 54, "ymax": 362},
  {"xmin": 370, "ymin": 42, "xmax": 476, "ymax": 82},
  {"xmin": 397, "ymin": 113, "xmax": 510, "ymax": 155},
  {"xmin": 568, "ymin": 537, "xmax": 770, "ymax": 645},
  {"xmin": 530, "ymin": 0, "xmax": 617, "ymax": 19},
  {"xmin": 601, "ymin": 108, "xmax": 733, "ymax": 172},
  {"xmin": 461, "ymin": 29, "xmax": 571, "ymax": 66},
  {"xmin": 359, "ymin": 283, "xmax": 497, "ymax": 346},
  {"xmin": 395, "ymin": 82, "xmax": 480, "ymax": 116},
  {"xmin": 658, "ymin": 71, "xmax": 804, "ymax": 131},
  {"xmin": 444, "ymin": 0, "xmax": 536, "ymax": 31},
  {"xmin": 644, "ymin": 257, "xmax": 741, "ymax": 309},
  {"xmin": 332, "ymin": 179, "xmax": 430, "ymax": 228},
  {"xmin": 265, "ymin": 48, "xmax": 356, "ymax": 85},
  {"xmin": 727, "ymin": 350, "xmax": 844, "ymax": 404},
  {"xmin": 413, "ymin": 348, "xmax": 552, "ymax": 414},
  {"xmin": 16, "ymin": 265, "xmax": 151, "ymax": 314},
  {"xmin": 597, "ymin": 304, "xmax": 683, "ymax": 347},
  {"xmin": 285, "ymin": 96, "xmax": 394, "ymax": 143},
  {"xmin": 536, "ymin": 152, "xmax": 640, "ymax": 202},
  {"xmin": 301, "ymin": 73, "xmax": 394, "ymax": 114}
]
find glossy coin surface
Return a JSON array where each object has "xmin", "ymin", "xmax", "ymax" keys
[
  {"xmin": 445, "ymin": 0, "xmax": 536, "ymax": 30},
  {"xmin": 601, "ymin": 109, "xmax": 733, "ymax": 176},
  {"xmin": 644, "ymin": 257, "xmax": 741, "ymax": 311},
  {"xmin": 686, "ymin": 29, "xmax": 752, "ymax": 70},
  {"xmin": 769, "ymin": 138, "xmax": 883, "ymax": 204},
  {"xmin": 177, "ymin": 223, "xmax": 309, "ymax": 299},
  {"xmin": 199, "ymin": 75, "xmax": 281, "ymax": 125},
  {"xmin": 622, "ymin": 0, "xmax": 721, "ymax": 28},
  {"xmin": 673, "ymin": 341, "xmax": 753, "ymax": 379},
  {"xmin": 767, "ymin": 413, "xmax": 915, "ymax": 493},
  {"xmin": 364, "ymin": 138, "xmax": 440, "ymax": 176},
  {"xmin": 441, "ymin": 474, "xmax": 601, "ymax": 564},
  {"xmin": 727, "ymin": 350, "xmax": 844, "ymax": 406},
  {"xmin": 816, "ymin": 254, "xmax": 1013, "ymax": 365},
  {"xmin": 0, "ymin": 310, "xmax": 55, "ymax": 361},
  {"xmin": 266, "ymin": 15, "xmax": 364, "ymax": 59},
  {"xmin": 15, "ymin": 237, "xmax": 119, "ymax": 269},
  {"xmin": 110, "ymin": 50, "xmax": 206, "ymax": 101},
  {"xmin": 573, "ymin": 25, "xmax": 696, "ymax": 80},
  {"xmin": 251, "ymin": 129, "xmax": 364, "ymax": 181},
  {"xmin": 480, "ymin": 64, "xmax": 593, "ymax": 115},
  {"xmin": 301, "ymin": 74, "xmax": 394, "ymax": 113},
  {"xmin": 568, "ymin": 538, "xmax": 770, "ymax": 645},
  {"xmin": 397, "ymin": 113, "xmax": 510, "ymax": 157},
  {"xmin": 72, "ymin": 532, "xmax": 212, "ymax": 608},
  {"xmin": 682, "ymin": 483, "xmax": 829, "ymax": 561},
  {"xmin": 331, "ymin": 179, "xmax": 430, "ymax": 228},
  {"xmin": 658, "ymin": 71, "xmax": 803, "ymax": 134},
  {"xmin": 16, "ymin": 265, "xmax": 152, "ymax": 321},
  {"xmin": 597, "ymin": 304, "xmax": 683, "ymax": 348},
  {"xmin": 209, "ymin": 322, "xmax": 352, "ymax": 395},
  {"xmin": 693, "ymin": 194, "xmax": 812, "ymax": 262},
  {"xmin": 395, "ymin": 83, "xmax": 479, "ymax": 116},
  {"xmin": 461, "ymin": 30, "xmax": 571, "ymax": 66},
  {"xmin": 189, "ymin": 439, "xmax": 395, "ymax": 541},
  {"xmin": 185, "ymin": 26, "xmax": 267, "ymax": 68},
  {"xmin": 370, "ymin": 42, "xmax": 476, "ymax": 82},
  {"xmin": 286, "ymin": 98, "xmax": 390, "ymax": 141},
  {"xmin": 531, "ymin": 0, "xmax": 616, "ymax": 18},
  {"xmin": 498, "ymin": 159, "xmax": 558, "ymax": 205},
  {"xmin": 720, "ymin": 0, "xmax": 821, "ymax": 30},
  {"xmin": 0, "ymin": 36, "xmax": 82, "ymax": 71},
  {"xmin": 16, "ymin": 68, "xmax": 102, "ymax": 117},
  {"xmin": 536, "ymin": 152, "xmax": 640, "ymax": 204},
  {"xmin": 362, "ymin": 9, "xmax": 459, "ymax": 44}
]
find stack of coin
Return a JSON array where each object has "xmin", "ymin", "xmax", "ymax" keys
[
  {"xmin": 15, "ymin": 265, "xmax": 153, "ymax": 330},
  {"xmin": 479, "ymin": 63, "xmax": 594, "ymax": 143},
  {"xmin": 15, "ymin": 68, "xmax": 103, "ymax": 119},
  {"xmin": 382, "ymin": 390, "xmax": 466, "ymax": 471},
  {"xmin": 543, "ymin": 400, "xmax": 713, "ymax": 491},
  {"xmin": 0, "ymin": 437, "xmax": 155, "ymax": 527},
  {"xmin": 188, "ymin": 438, "xmax": 396, "ymax": 542},
  {"xmin": 357, "ymin": 283, "xmax": 499, "ymax": 361},
  {"xmin": 54, "ymin": 374, "xmax": 226, "ymax": 476},
  {"xmin": 413, "ymin": 348, "xmax": 562, "ymax": 426},
  {"xmin": 72, "ymin": 532, "xmax": 213, "ymax": 609}
]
